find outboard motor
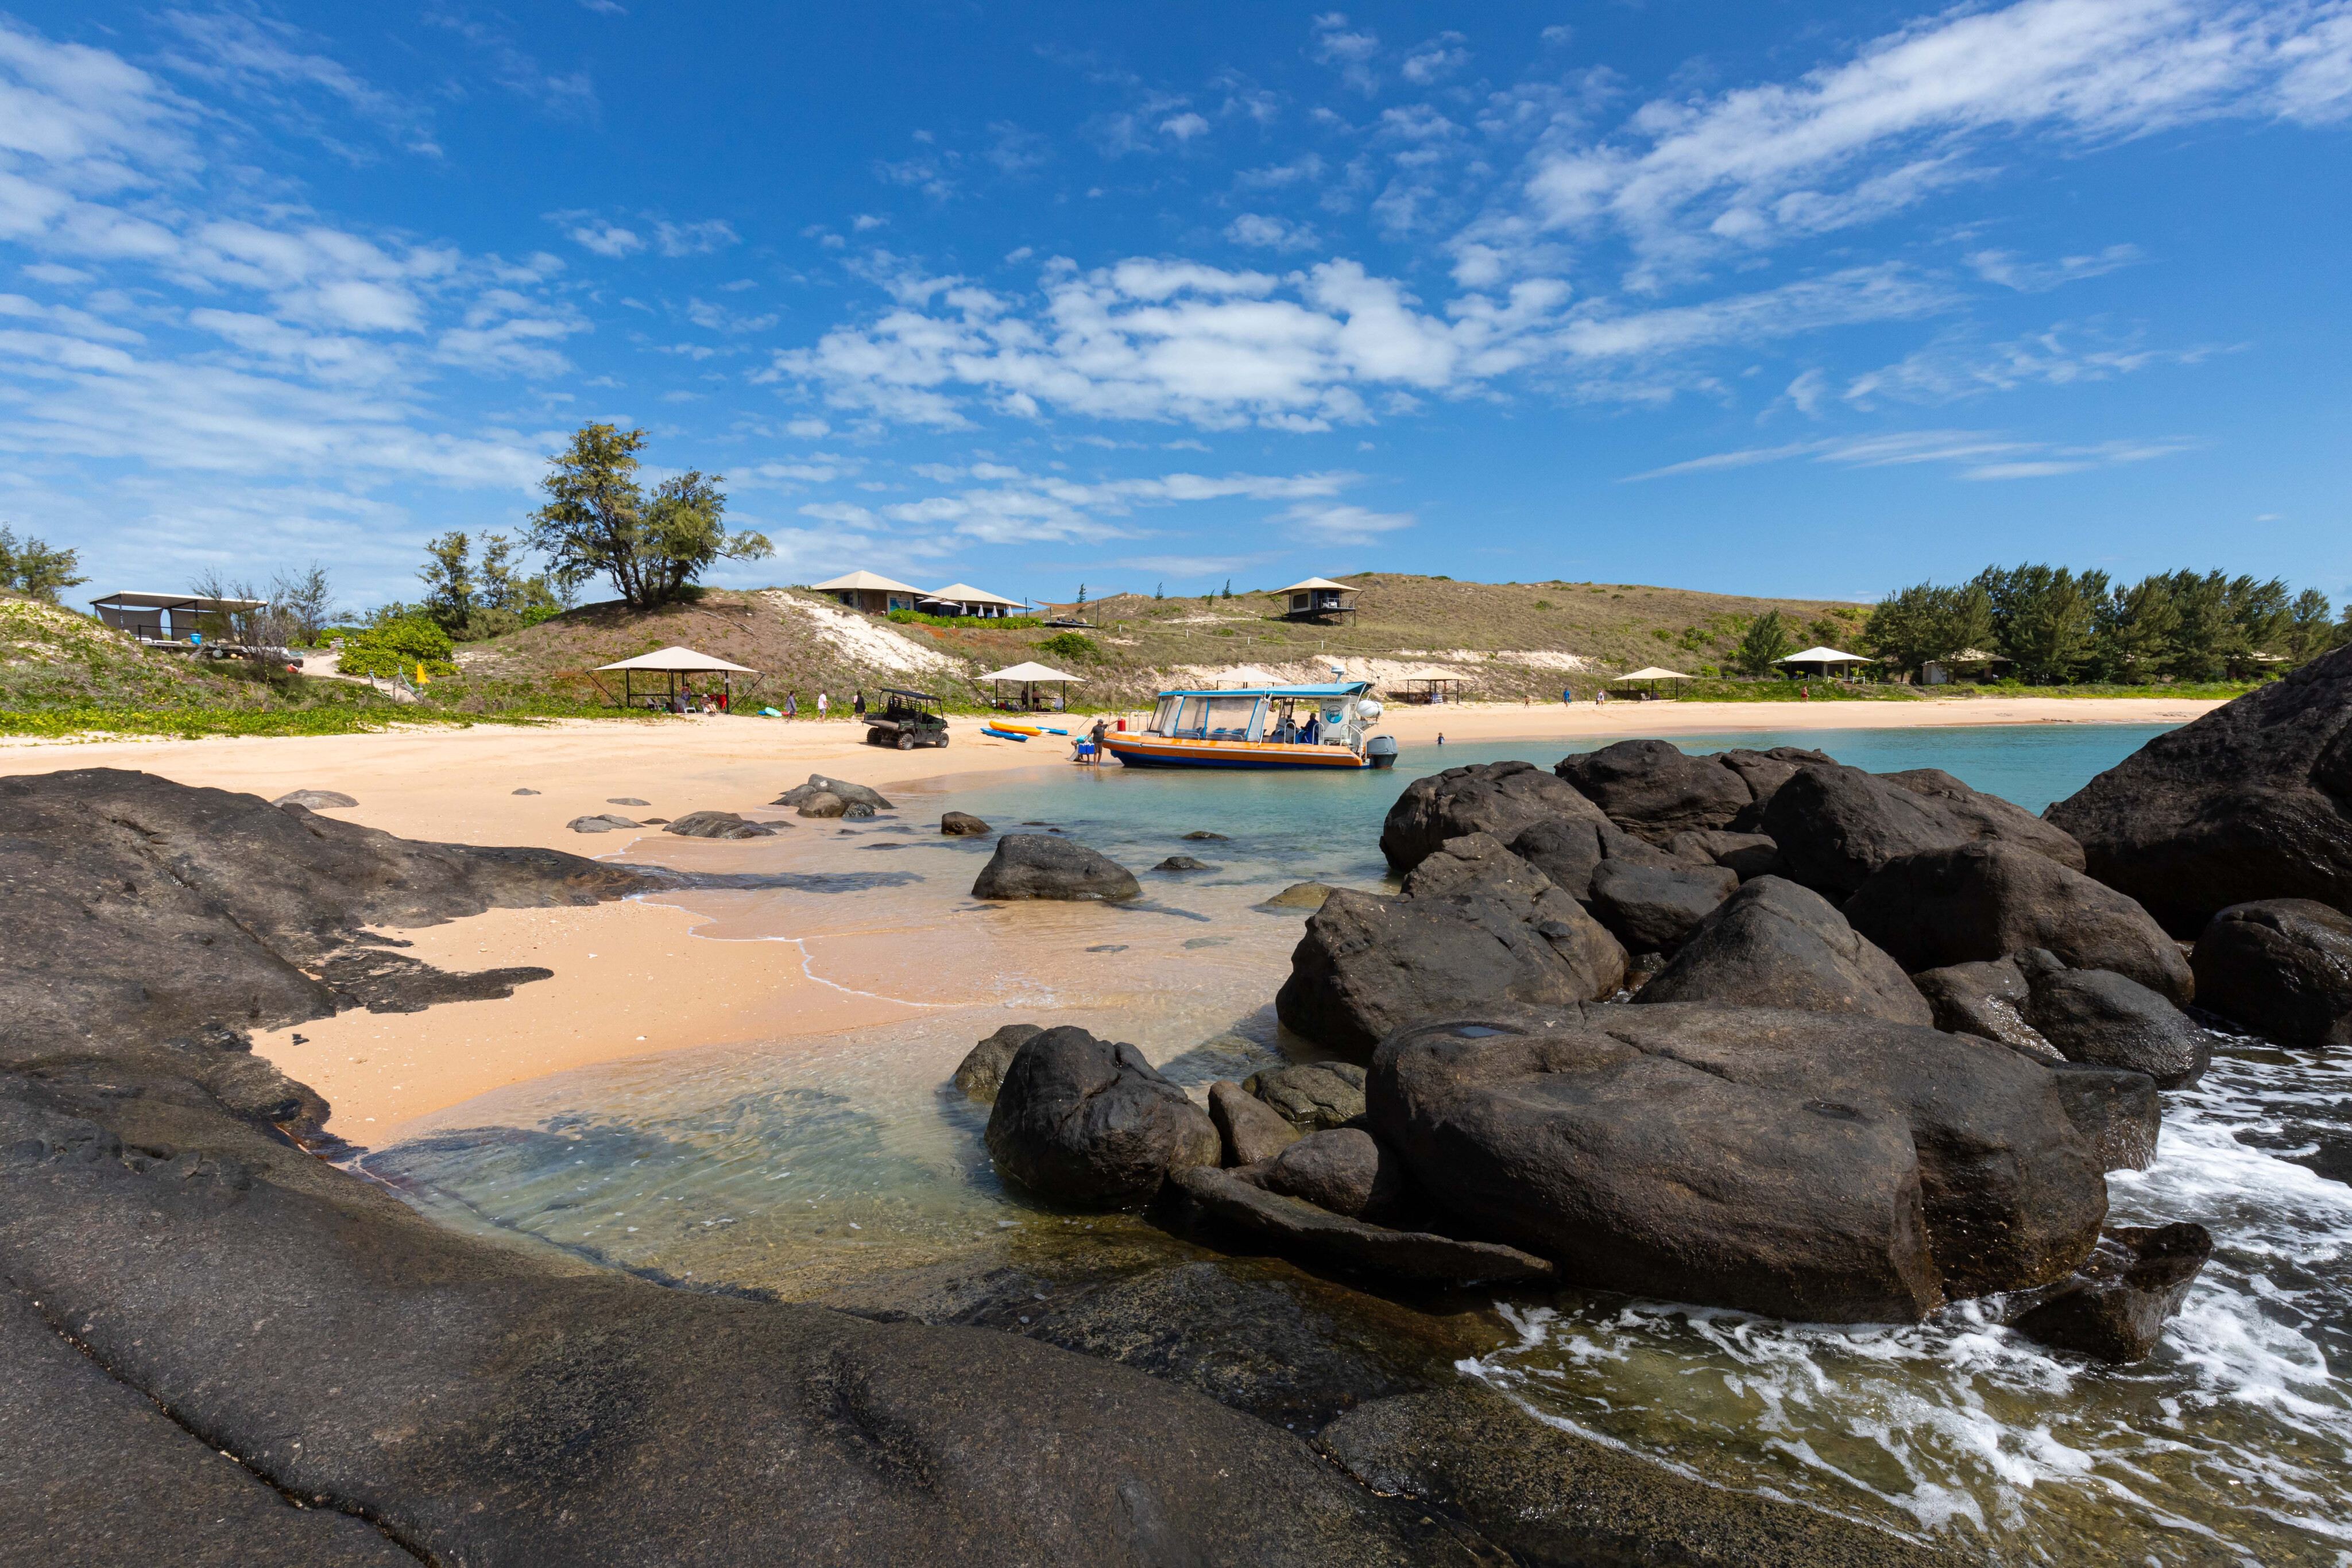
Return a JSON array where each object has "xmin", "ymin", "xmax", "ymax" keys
[{"xmin": 1365, "ymin": 735, "xmax": 1399, "ymax": 769}]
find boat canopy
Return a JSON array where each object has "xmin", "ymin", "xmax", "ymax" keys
[{"xmin": 1151, "ymin": 680, "xmax": 1371, "ymax": 700}]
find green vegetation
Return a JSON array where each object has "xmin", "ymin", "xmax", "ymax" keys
[
  {"xmin": 1036, "ymin": 630, "xmax": 1101, "ymax": 663},
  {"xmin": 525, "ymin": 424, "xmax": 772, "ymax": 609},
  {"xmin": 0, "ymin": 705, "xmax": 538, "ymax": 739},
  {"xmin": 0, "ymin": 527, "xmax": 86, "ymax": 603},
  {"xmin": 887, "ymin": 609, "xmax": 1043, "ymax": 630},
  {"xmin": 1735, "ymin": 609, "xmax": 1796, "ymax": 674},
  {"xmin": 1866, "ymin": 564, "xmax": 2345, "ymax": 684},
  {"xmin": 338, "ymin": 618, "xmax": 457, "ymax": 679},
  {"xmin": 416, "ymin": 530, "xmax": 567, "ymax": 639}
]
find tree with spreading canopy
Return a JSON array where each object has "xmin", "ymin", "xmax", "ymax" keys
[
  {"xmin": 523, "ymin": 424, "xmax": 770, "ymax": 609},
  {"xmin": 0, "ymin": 526, "xmax": 87, "ymax": 603}
]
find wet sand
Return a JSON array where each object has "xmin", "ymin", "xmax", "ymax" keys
[{"xmin": 0, "ymin": 696, "xmax": 2220, "ymax": 1136}]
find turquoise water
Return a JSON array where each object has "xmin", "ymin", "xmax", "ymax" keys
[{"xmin": 357, "ymin": 720, "xmax": 2352, "ymax": 1565}]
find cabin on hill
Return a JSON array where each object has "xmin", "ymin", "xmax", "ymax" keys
[
  {"xmin": 923, "ymin": 583, "xmax": 1026, "ymax": 619},
  {"xmin": 1278, "ymin": 577, "xmax": 1359, "ymax": 624},
  {"xmin": 811, "ymin": 571, "xmax": 926, "ymax": 615}
]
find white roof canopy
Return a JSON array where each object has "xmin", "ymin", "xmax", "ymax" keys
[
  {"xmin": 595, "ymin": 645, "xmax": 757, "ymax": 673},
  {"xmin": 91, "ymin": 591, "xmax": 266, "ymax": 611},
  {"xmin": 811, "ymin": 570, "xmax": 925, "ymax": 595},
  {"xmin": 976, "ymin": 661, "xmax": 1083, "ymax": 684},
  {"xmin": 1397, "ymin": 667, "xmax": 1459, "ymax": 682},
  {"xmin": 1613, "ymin": 666, "xmax": 1694, "ymax": 681},
  {"xmin": 925, "ymin": 582, "xmax": 1026, "ymax": 607},
  {"xmin": 1278, "ymin": 577, "xmax": 1357, "ymax": 594},
  {"xmin": 1775, "ymin": 646, "xmax": 1871, "ymax": 664}
]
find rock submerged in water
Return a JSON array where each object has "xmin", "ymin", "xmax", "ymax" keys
[
  {"xmin": 2192, "ymin": 899, "xmax": 2352, "ymax": 1047},
  {"xmin": 2045, "ymin": 641, "xmax": 2352, "ymax": 932},
  {"xmin": 941, "ymin": 810, "xmax": 992, "ymax": 836},
  {"xmin": 1262, "ymin": 881, "xmax": 1337, "ymax": 909},
  {"xmin": 985, "ymin": 1026, "xmax": 1218, "ymax": 1206},
  {"xmin": 663, "ymin": 810, "xmax": 779, "ymax": 840},
  {"xmin": 951, "ymin": 1023, "xmax": 1042, "ymax": 1101},
  {"xmin": 796, "ymin": 790, "xmax": 848, "ymax": 819},
  {"xmin": 970, "ymin": 834, "xmax": 1140, "ymax": 901},
  {"xmin": 1844, "ymin": 841, "xmax": 2193, "ymax": 1005},
  {"xmin": 1167, "ymin": 1166, "xmax": 1554, "ymax": 1282},
  {"xmin": 1156, "ymin": 855, "xmax": 1212, "ymax": 872},
  {"xmin": 1637, "ymin": 876, "xmax": 1933, "ymax": 1026},
  {"xmin": 774, "ymin": 773, "xmax": 894, "ymax": 811},
  {"xmin": 2005, "ymin": 1223, "xmax": 2214, "ymax": 1362}
]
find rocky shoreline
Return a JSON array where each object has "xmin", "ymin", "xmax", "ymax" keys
[{"xmin": 6, "ymin": 646, "xmax": 2346, "ymax": 1565}]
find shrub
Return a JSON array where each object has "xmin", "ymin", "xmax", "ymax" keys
[
  {"xmin": 339, "ymin": 618, "xmax": 457, "ymax": 679},
  {"xmin": 1037, "ymin": 631, "xmax": 1100, "ymax": 663}
]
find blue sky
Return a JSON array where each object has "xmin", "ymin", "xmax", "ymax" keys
[{"xmin": 5, "ymin": 1, "xmax": 2349, "ymax": 613}]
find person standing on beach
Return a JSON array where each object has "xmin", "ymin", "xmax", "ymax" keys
[
  {"xmin": 784, "ymin": 692, "xmax": 797, "ymax": 719},
  {"xmin": 1563, "ymin": 686, "xmax": 1573, "ymax": 704},
  {"xmin": 817, "ymin": 691, "xmax": 829, "ymax": 720},
  {"xmin": 853, "ymin": 692, "xmax": 866, "ymax": 719}
]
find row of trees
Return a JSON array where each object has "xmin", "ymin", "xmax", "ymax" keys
[{"xmin": 1864, "ymin": 566, "xmax": 2345, "ymax": 684}]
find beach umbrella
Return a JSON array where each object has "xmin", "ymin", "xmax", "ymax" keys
[
  {"xmin": 1773, "ymin": 646, "xmax": 1873, "ymax": 681},
  {"xmin": 976, "ymin": 660, "xmax": 1083, "ymax": 711},
  {"xmin": 1610, "ymin": 665, "xmax": 1695, "ymax": 698},
  {"xmin": 595, "ymin": 645, "xmax": 757, "ymax": 707}
]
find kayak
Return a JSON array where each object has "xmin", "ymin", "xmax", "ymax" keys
[{"xmin": 981, "ymin": 725, "xmax": 1030, "ymax": 742}]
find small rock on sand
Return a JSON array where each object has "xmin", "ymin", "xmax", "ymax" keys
[
  {"xmin": 942, "ymin": 811, "xmax": 993, "ymax": 836},
  {"xmin": 512, "ymin": 788, "xmax": 540, "ymax": 796},
  {"xmin": 273, "ymin": 789, "xmax": 357, "ymax": 810},
  {"xmin": 566, "ymin": 814, "xmax": 641, "ymax": 833},
  {"xmin": 608, "ymin": 797, "xmax": 651, "ymax": 806},
  {"xmin": 797, "ymin": 791, "xmax": 848, "ymax": 819}
]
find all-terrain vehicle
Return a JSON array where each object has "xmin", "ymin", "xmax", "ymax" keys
[{"xmin": 863, "ymin": 688, "xmax": 951, "ymax": 749}]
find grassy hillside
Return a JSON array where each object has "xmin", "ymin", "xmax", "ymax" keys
[{"xmin": 425, "ymin": 575, "xmax": 1874, "ymax": 711}]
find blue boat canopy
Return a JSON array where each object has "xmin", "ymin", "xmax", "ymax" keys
[{"xmin": 1151, "ymin": 681, "xmax": 1371, "ymax": 699}]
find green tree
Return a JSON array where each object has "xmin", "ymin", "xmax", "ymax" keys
[
  {"xmin": 419, "ymin": 532, "xmax": 475, "ymax": 632},
  {"xmin": 524, "ymin": 424, "xmax": 769, "ymax": 609},
  {"xmin": 1975, "ymin": 564, "xmax": 2106, "ymax": 683},
  {"xmin": 2096, "ymin": 576, "xmax": 2182, "ymax": 683},
  {"xmin": 1037, "ymin": 630, "xmax": 1098, "ymax": 663},
  {"xmin": 0, "ymin": 526, "xmax": 89, "ymax": 603},
  {"xmin": 2286, "ymin": 587, "xmax": 2338, "ymax": 664},
  {"xmin": 1734, "ymin": 610, "xmax": 1793, "ymax": 675}
]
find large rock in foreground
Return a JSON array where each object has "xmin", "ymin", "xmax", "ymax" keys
[
  {"xmin": 1278, "ymin": 838, "xmax": 1625, "ymax": 1058},
  {"xmin": 1368, "ymin": 1004, "xmax": 2106, "ymax": 1320},
  {"xmin": 1844, "ymin": 842, "xmax": 2194, "ymax": 1004},
  {"xmin": 1638, "ymin": 877, "xmax": 1933, "ymax": 1025},
  {"xmin": 2191, "ymin": 899, "xmax": 2352, "ymax": 1047},
  {"xmin": 2045, "ymin": 643, "xmax": 2352, "ymax": 932},
  {"xmin": 970, "ymin": 833, "xmax": 1140, "ymax": 900},
  {"xmin": 2015, "ymin": 951, "xmax": 2212, "ymax": 1088},
  {"xmin": 1553, "ymin": 738, "xmax": 1752, "ymax": 842},
  {"xmin": 985, "ymin": 1027, "xmax": 1218, "ymax": 1206},
  {"xmin": 1378, "ymin": 760, "xmax": 1602, "ymax": 872}
]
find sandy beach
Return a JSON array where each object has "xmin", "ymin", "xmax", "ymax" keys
[{"xmin": 1, "ymin": 694, "xmax": 2220, "ymax": 1137}]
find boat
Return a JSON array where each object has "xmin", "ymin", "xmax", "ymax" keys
[{"xmin": 1100, "ymin": 682, "xmax": 1398, "ymax": 770}]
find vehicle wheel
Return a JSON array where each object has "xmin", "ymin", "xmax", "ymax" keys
[{"xmin": 897, "ymin": 732, "xmax": 914, "ymax": 750}]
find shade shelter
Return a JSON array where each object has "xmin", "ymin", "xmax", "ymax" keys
[
  {"xmin": 1394, "ymin": 667, "xmax": 1460, "ymax": 704},
  {"xmin": 1774, "ymin": 646, "xmax": 1874, "ymax": 681},
  {"xmin": 1277, "ymin": 577, "xmax": 1359, "ymax": 623},
  {"xmin": 922, "ymin": 583, "xmax": 1027, "ymax": 619},
  {"xmin": 976, "ymin": 660, "xmax": 1082, "ymax": 711},
  {"xmin": 1610, "ymin": 665, "xmax": 1695, "ymax": 698},
  {"xmin": 595, "ymin": 646, "xmax": 756, "ymax": 710},
  {"xmin": 810, "ymin": 571, "xmax": 926, "ymax": 615},
  {"xmin": 90, "ymin": 591, "xmax": 266, "ymax": 646}
]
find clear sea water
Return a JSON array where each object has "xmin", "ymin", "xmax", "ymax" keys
[{"xmin": 359, "ymin": 723, "xmax": 2352, "ymax": 1566}]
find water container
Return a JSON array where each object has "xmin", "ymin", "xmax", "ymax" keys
[{"xmin": 1365, "ymin": 735, "xmax": 1399, "ymax": 769}]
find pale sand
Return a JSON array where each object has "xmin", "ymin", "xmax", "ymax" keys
[{"xmin": 2, "ymin": 695, "xmax": 2218, "ymax": 1137}]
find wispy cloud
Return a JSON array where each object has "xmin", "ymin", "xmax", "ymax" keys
[{"xmin": 1622, "ymin": 429, "xmax": 2195, "ymax": 482}]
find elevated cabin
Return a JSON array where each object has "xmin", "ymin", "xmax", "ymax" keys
[
  {"xmin": 810, "ymin": 570, "xmax": 926, "ymax": 615},
  {"xmin": 90, "ymin": 591, "xmax": 267, "ymax": 648},
  {"xmin": 920, "ymin": 582, "xmax": 1026, "ymax": 619},
  {"xmin": 1277, "ymin": 577, "xmax": 1359, "ymax": 624}
]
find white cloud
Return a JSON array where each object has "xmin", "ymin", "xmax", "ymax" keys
[
  {"xmin": 1224, "ymin": 213, "xmax": 1321, "ymax": 250},
  {"xmin": 1312, "ymin": 14, "xmax": 1383, "ymax": 95},
  {"xmin": 1282, "ymin": 501, "xmax": 1413, "ymax": 543},
  {"xmin": 1401, "ymin": 34, "xmax": 1470, "ymax": 84},
  {"xmin": 1476, "ymin": 0, "xmax": 2352, "ymax": 283},
  {"xmin": 1844, "ymin": 322, "xmax": 2228, "ymax": 404},
  {"xmin": 1621, "ymin": 428, "xmax": 2193, "ymax": 482},
  {"xmin": 653, "ymin": 218, "xmax": 739, "ymax": 255},
  {"xmin": 565, "ymin": 218, "xmax": 642, "ymax": 257},
  {"xmin": 1968, "ymin": 242, "xmax": 2144, "ymax": 291},
  {"xmin": 1159, "ymin": 111, "xmax": 1211, "ymax": 142}
]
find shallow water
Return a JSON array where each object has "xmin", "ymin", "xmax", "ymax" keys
[{"xmin": 361, "ymin": 722, "xmax": 2352, "ymax": 1563}]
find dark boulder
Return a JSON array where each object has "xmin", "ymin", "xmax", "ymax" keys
[
  {"xmin": 566, "ymin": 813, "xmax": 640, "ymax": 832},
  {"xmin": 1279, "ymin": 839, "xmax": 1624, "ymax": 1059},
  {"xmin": 1167, "ymin": 1166, "xmax": 1556, "ymax": 1283},
  {"xmin": 1552, "ymin": 738, "xmax": 1752, "ymax": 842},
  {"xmin": 663, "ymin": 810, "xmax": 779, "ymax": 839},
  {"xmin": 1502, "ymin": 815, "xmax": 1679, "ymax": 901},
  {"xmin": 1879, "ymin": 768, "xmax": 2087, "ymax": 869},
  {"xmin": 1638, "ymin": 877, "xmax": 1933, "ymax": 1025},
  {"xmin": 2045, "ymin": 643, "xmax": 2352, "ymax": 932},
  {"xmin": 2192, "ymin": 899, "xmax": 2352, "ymax": 1047},
  {"xmin": 1155, "ymin": 855, "xmax": 1212, "ymax": 872},
  {"xmin": 1715, "ymin": 745, "xmax": 1836, "ymax": 823},
  {"xmin": 1252, "ymin": 1127, "xmax": 1414, "ymax": 1224},
  {"xmin": 1910, "ymin": 954, "xmax": 2057, "ymax": 1058},
  {"xmin": 1371, "ymin": 1004, "xmax": 2105, "ymax": 1317},
  {"xmin": 951, "ymin": 1023, "xmax": 1043, "ymax": 1101},
  {"xmin": 1320, "ymin": 1384, "xmax": 1967, "ymax": 1568},
  {"xmin": 1844, "ymin": 842, "xmax": 2194, "ymax": 1004},
  {"xmin": 2046, "ymin": 1062, "xmax": 2163, "ymax": 1172},
  {"xmin": 776, "ymin": 773, "xmax": 893, "ymax": 810},
  {"xmin": 1759, "ymin": 763, "xmax": 1975, "ymax": 897},
  {"xmin": 970, "ymin": 834, "xmax": 1140, "ymax": 901},
  {"xmin": 941, "ymin": 810, "xmax": 992, "ymax": 836},
  {"xmin": 1585, "ymin": 858, "xmax": 1738, "ymax": 954},
  {"xmin": 2014, "ymin": 951, "xmax": 2211, "ymax": 1088},
  {"xmin": 795, "ymin": 791, "xmax": 848, "ymax": 819},
  {"xmin": 984, "ymin": 1027, "xmax": 1218, "ymax": 1206},
  {"xmin": 1378, "ymin": 760, "xmax": 1604, "ymax": 873},
  {"xmin": 1182, "ymin": 830, "xmax": 1228, "ymax": 841},
  {"xmin": 1210, "ymin": 1079, "xmax": 1299, "ymax": 1166},
  {"xmin": 1243, "ymin": 1061, "xmax": 1367, "ymax": 1129},
  {"xmin": 1664, "ymin": 828, "xmax": 1784, "ymax": 880},
  {"xmin": 2005, "ymin": 1224, "xmax": 2214, "ymax": 1363},
  {"xmin": 1261, "ymin": 881, "xmax": 1337, "ymax": 909}
]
